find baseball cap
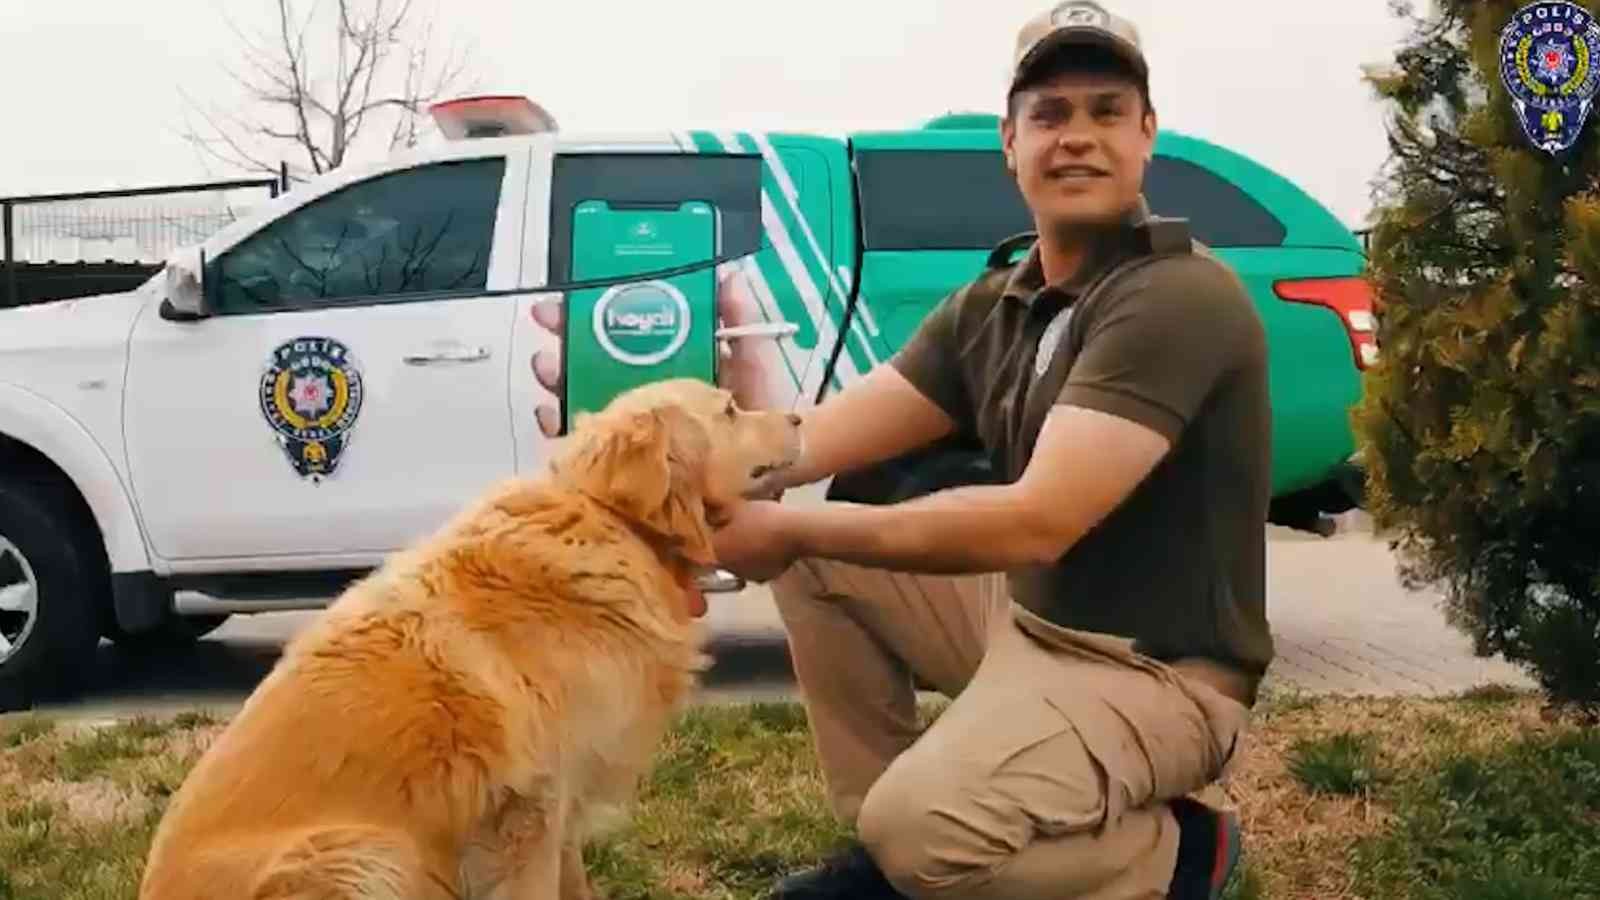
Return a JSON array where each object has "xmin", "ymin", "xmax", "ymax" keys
[{"xmin": 1010, "ymin": 1, "xmax": 1149, "ymax": 94}]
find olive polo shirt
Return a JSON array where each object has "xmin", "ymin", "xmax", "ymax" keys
[{"xmin": 888, "ymin": 206, "xmax": 1276, "ymax": 682}]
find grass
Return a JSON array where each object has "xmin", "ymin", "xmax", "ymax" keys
[
  {"xmin": 1286, "ymin": 732, "xmax": 1383, "ymax": 797},
  {"xmin": 0, "ymin": 686, "xmax": 1595, "ymax": 899}
]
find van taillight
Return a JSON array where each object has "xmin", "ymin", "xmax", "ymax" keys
[{"xmin": 1273, "ymin": 277, "xmax": 1380, "ymax": 370}]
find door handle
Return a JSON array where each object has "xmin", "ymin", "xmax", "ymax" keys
[
  {"xmin": 403, "ymin": 345, "xmax": 492, "ymax": 366},
  {"xmin": 715, "ymin": 323, "xmax": 800, "ymax": 342}
]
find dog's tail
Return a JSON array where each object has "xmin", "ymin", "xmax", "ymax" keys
[{"xmin": 250, "ymin": 825, "xmax": 458, "ymax": 900}]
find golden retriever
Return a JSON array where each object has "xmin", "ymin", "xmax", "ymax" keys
[{"xmin": 138, "ymin": 378, "xmax": 803, "ymax": 900}]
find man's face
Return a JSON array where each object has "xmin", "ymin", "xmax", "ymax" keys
[{"xmin": 1001, "ymin": 68, "xmax": 1156, "ymax": 234}]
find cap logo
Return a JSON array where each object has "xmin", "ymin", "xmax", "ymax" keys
[{"xmin": 1052, "ymin": 1, "xmax": 1110, "ymax": 28}]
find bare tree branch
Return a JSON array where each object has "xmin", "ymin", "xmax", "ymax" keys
[{"xmin": 178, "ymin": 0, "xmax": 475, "ymax": 186}]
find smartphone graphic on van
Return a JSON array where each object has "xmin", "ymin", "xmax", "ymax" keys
[{"xmin": 564, "ymin": 199, "xmax": 719, "ymax": 427}]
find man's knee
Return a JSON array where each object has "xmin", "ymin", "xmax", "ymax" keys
[
  {"xmin": 856, "ymin": 764, "xmax": 1025, "ymax": 900},
  {"xmin": 854, "ymin": 698, "xmax": 1115, "ymax": 900},
  {"xmin": 858, "ymin": 774, "xmax": 970, "ymax": 900}
]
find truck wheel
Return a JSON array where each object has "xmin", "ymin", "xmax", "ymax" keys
[
  {"xmin": 102, "ymin": 613, "xmax": 230, "ymax": 651},
  {"xmin": 0, "ymin": 477, "xmax": 104, "ymax": 698}
]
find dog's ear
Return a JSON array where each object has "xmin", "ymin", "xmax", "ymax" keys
[
  {"xmin": 649, "ymin": 404, "xmax": 717, "ymax": 566},
  {"xmin": 555, "ymin": 404, "xmax": 716, "ymax": 565}
]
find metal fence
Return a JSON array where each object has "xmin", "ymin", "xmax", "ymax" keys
[{"xmin": 2, "ymin": 174, "xmax": 285, "ymax": 308}]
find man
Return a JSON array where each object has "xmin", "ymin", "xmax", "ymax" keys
[{"xmin": 709, "ymin": 2, "xmax": 1273, "ymax": 899}]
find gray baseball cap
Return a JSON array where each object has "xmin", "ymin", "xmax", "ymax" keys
[{"xmin": 1010, "ymin": 1, "xmax": 1149, "ymax": 93}]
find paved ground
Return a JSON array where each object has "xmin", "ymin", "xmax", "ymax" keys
[
  {"xmin": 1256, "ymin": 514, "xmax": 1531, "ymax": 697},
  {"xmin": 0, "ymin": 514, "xmax": 1534, "ymax": 724}
]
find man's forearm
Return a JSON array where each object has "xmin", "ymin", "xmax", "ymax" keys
[
  {"xmin": 774, "ymin": 366, "xmax": 957, "ymax": 491},
  {"xmin": 783, "ymin": 483, "xmax": 1060, "ymax": 574}
]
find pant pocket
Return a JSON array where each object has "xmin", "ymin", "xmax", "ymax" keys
[{"xmin": 1039, "ymin": 672, "xmax": 1220, "ymax": 816}]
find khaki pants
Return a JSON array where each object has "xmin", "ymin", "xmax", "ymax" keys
[{"xmin": 769, "ymin": 558, "xmax": 1252, "ymax": 900}]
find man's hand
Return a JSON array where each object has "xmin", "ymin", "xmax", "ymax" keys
[
  {"xmin": 531, "ymin": 263, "xmax": 792, "ymax": 437},
  {"xmin": 710, "ymin": 499, "xmax": 801, "ymax": 583}
]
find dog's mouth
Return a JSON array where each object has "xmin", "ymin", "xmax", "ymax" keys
[{"xmin": 750, "ymin": 460, "xmax": 793, "ymax": 481}]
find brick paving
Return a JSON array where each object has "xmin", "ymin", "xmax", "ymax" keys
[{"xmin": 1255, "ymin": 516, "xmax": 1533, "ymax": 696}]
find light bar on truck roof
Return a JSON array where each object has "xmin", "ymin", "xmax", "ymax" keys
[{"xmin": 429, "ymin": 95, "xmax": 558, "ymax": 140}]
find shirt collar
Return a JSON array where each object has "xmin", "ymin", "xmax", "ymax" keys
[{"xmin": 1001, "ymin": 196, "xmax": 1153, "ymax": 308}]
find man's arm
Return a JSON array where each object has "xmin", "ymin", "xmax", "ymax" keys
[
  {"xmin": 779, "ymin": 405, "xmax": 1170, "ymax": 572},
  {"xmin": 768, "ymin": 285, "xmax": 974, "ymax": 491},
  {"xmin": 773, "ymin": 364, "xmax": 959, "ymax": 491},
  {"xmin": 729, "ymin": 256, "xmax": 1262, "ymax": 578}
]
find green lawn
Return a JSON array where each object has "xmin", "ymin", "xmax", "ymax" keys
[{"xmin": 0, "ymin": 688, "xmax": 1595, "ymax": 899}]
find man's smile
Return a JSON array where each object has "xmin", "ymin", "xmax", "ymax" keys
[{"xmin": 1045, "ymin": 163, "xmax": 1111, "ymax": 182}]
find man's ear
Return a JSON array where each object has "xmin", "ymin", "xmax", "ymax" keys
[{"xmin": 1000, "ymin": 114, "xmax": 1018, "ymax": 174}]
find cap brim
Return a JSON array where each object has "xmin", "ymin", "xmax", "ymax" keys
[{"xmin": 1011, "ymin": 28, "xmax": 1149, "ymax": 92}]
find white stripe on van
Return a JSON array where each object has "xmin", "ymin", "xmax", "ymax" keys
[
  {"xmin": 711, "ymin": 133, "xmax": 858, "ymax": 397},
  {"xmin": 750, "ymin": 132, "xmax": 881, "ymax": 368}
]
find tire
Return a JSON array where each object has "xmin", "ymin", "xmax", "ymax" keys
[
  {"xmin": 102, "ymin": 613, "xmax": 230, "ymax": 652},
  {"xmin": 0, "ymin": 475, "xmax": 106, "ymax": 699}
]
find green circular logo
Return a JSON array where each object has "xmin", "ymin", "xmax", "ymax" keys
[{"xmin": 592, "ymin": 281, "xmax": 692, "ymax": 367}]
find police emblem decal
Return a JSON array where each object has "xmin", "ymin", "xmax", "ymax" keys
[
  {"xmin": 258, "ymin": 337, "xmax": 364, "ymax": 481},
  {"xmin": 1034, "ymin": 305, "xmax": 1075, "ymax": 379},
  {"xmin": 1499, "ymin": 1, "xmax": 1600, "ymax": 155}
]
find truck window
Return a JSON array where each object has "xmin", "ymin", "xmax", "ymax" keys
[
  {"xmin": 853, "ymin": 150, "xmax": 1286, "ymax": 251},
  {"xmin": 1142, "ymin": 155, "xmax": 1287, "ymax": 246},
  {"xmin": 212, "ymin": 157, "xmax": 506, "ymax": 314},
  {"xmin": 855, "ymin": 150, "xmax": 1032, "ymax": 252},
  {"xmin": 546, "ymin": 153, "xmax": 765, "ymax": 282}
]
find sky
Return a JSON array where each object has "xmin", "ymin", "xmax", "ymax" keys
[{"xmin": 0, "ymin": 0, "xmax": 1420, "ymax": 231}]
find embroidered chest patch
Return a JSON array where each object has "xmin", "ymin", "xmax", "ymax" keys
[{"xmin": 1033, "ymin": 304, "xmax": 1075, "ymax": 379}]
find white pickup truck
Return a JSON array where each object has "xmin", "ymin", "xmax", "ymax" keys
[
  {"xmin": 0, "ymin": 97, "xmax": 809, "ymax": 698},
  {"xmin": 0, "ymin": 95, "xmax": 1375, "ymax": 698}
]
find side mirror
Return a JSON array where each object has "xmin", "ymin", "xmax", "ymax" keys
[{"xmin": 159, "ymin": 246, "xmax": 210, "ymax": 322}]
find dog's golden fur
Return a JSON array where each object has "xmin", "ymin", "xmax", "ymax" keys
[{"xmin": 138, "ymin": 378, "xmax": 802, "ymax": 900}]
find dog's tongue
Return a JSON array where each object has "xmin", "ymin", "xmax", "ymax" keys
[{"xmin": 673, "ymin": 564, "xmax": 710, "ymax": 619}]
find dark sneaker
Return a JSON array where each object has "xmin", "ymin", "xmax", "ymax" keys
[
  {"xmin": 771, "ymin": 842, "xmax": 905, "ymax": 900},
  {"xmin": 1169, "ymin": 796, "xmax": 1242, "ymax": 900}
]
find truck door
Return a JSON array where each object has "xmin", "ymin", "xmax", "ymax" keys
[{"xmin": 123, "ymin": 145, "xmax": 534, "ymax": 566}]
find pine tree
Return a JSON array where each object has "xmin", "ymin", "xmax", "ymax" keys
[{"xmin": 1355, "ymin": 0, "xmax": 1600, "ymax": 713}]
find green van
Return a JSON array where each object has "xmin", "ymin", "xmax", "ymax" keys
[{"xmin": 665, "ymin": 113, "xmax": 1376, "ymax": 527}]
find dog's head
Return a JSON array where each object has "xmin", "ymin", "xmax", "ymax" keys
[{"xmin": 551, "ymin": 378, "xmax": 803, "ymax": 567}]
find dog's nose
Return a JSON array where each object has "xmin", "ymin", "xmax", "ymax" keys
[{"xmin": 787, "ymin": 413, "xmax": 803, "ymax": 427}]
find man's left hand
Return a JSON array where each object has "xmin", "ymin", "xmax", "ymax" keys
[{"xmin": 711, "ymin": 499, "xmax": 801, "ymax": 583}]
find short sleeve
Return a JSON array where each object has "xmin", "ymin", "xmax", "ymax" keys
[
  {"xmin": 887, "ymin": 290, "xmax": 971, "ymax": 427},
  {"xmin": 1057, "ymin": 256, "xmax": 1264, "ymax": 443}
]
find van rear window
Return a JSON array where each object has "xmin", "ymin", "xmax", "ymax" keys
[{"xmin": 853, "ymin": 149, "xmax": 1287, "ymax": 251}]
